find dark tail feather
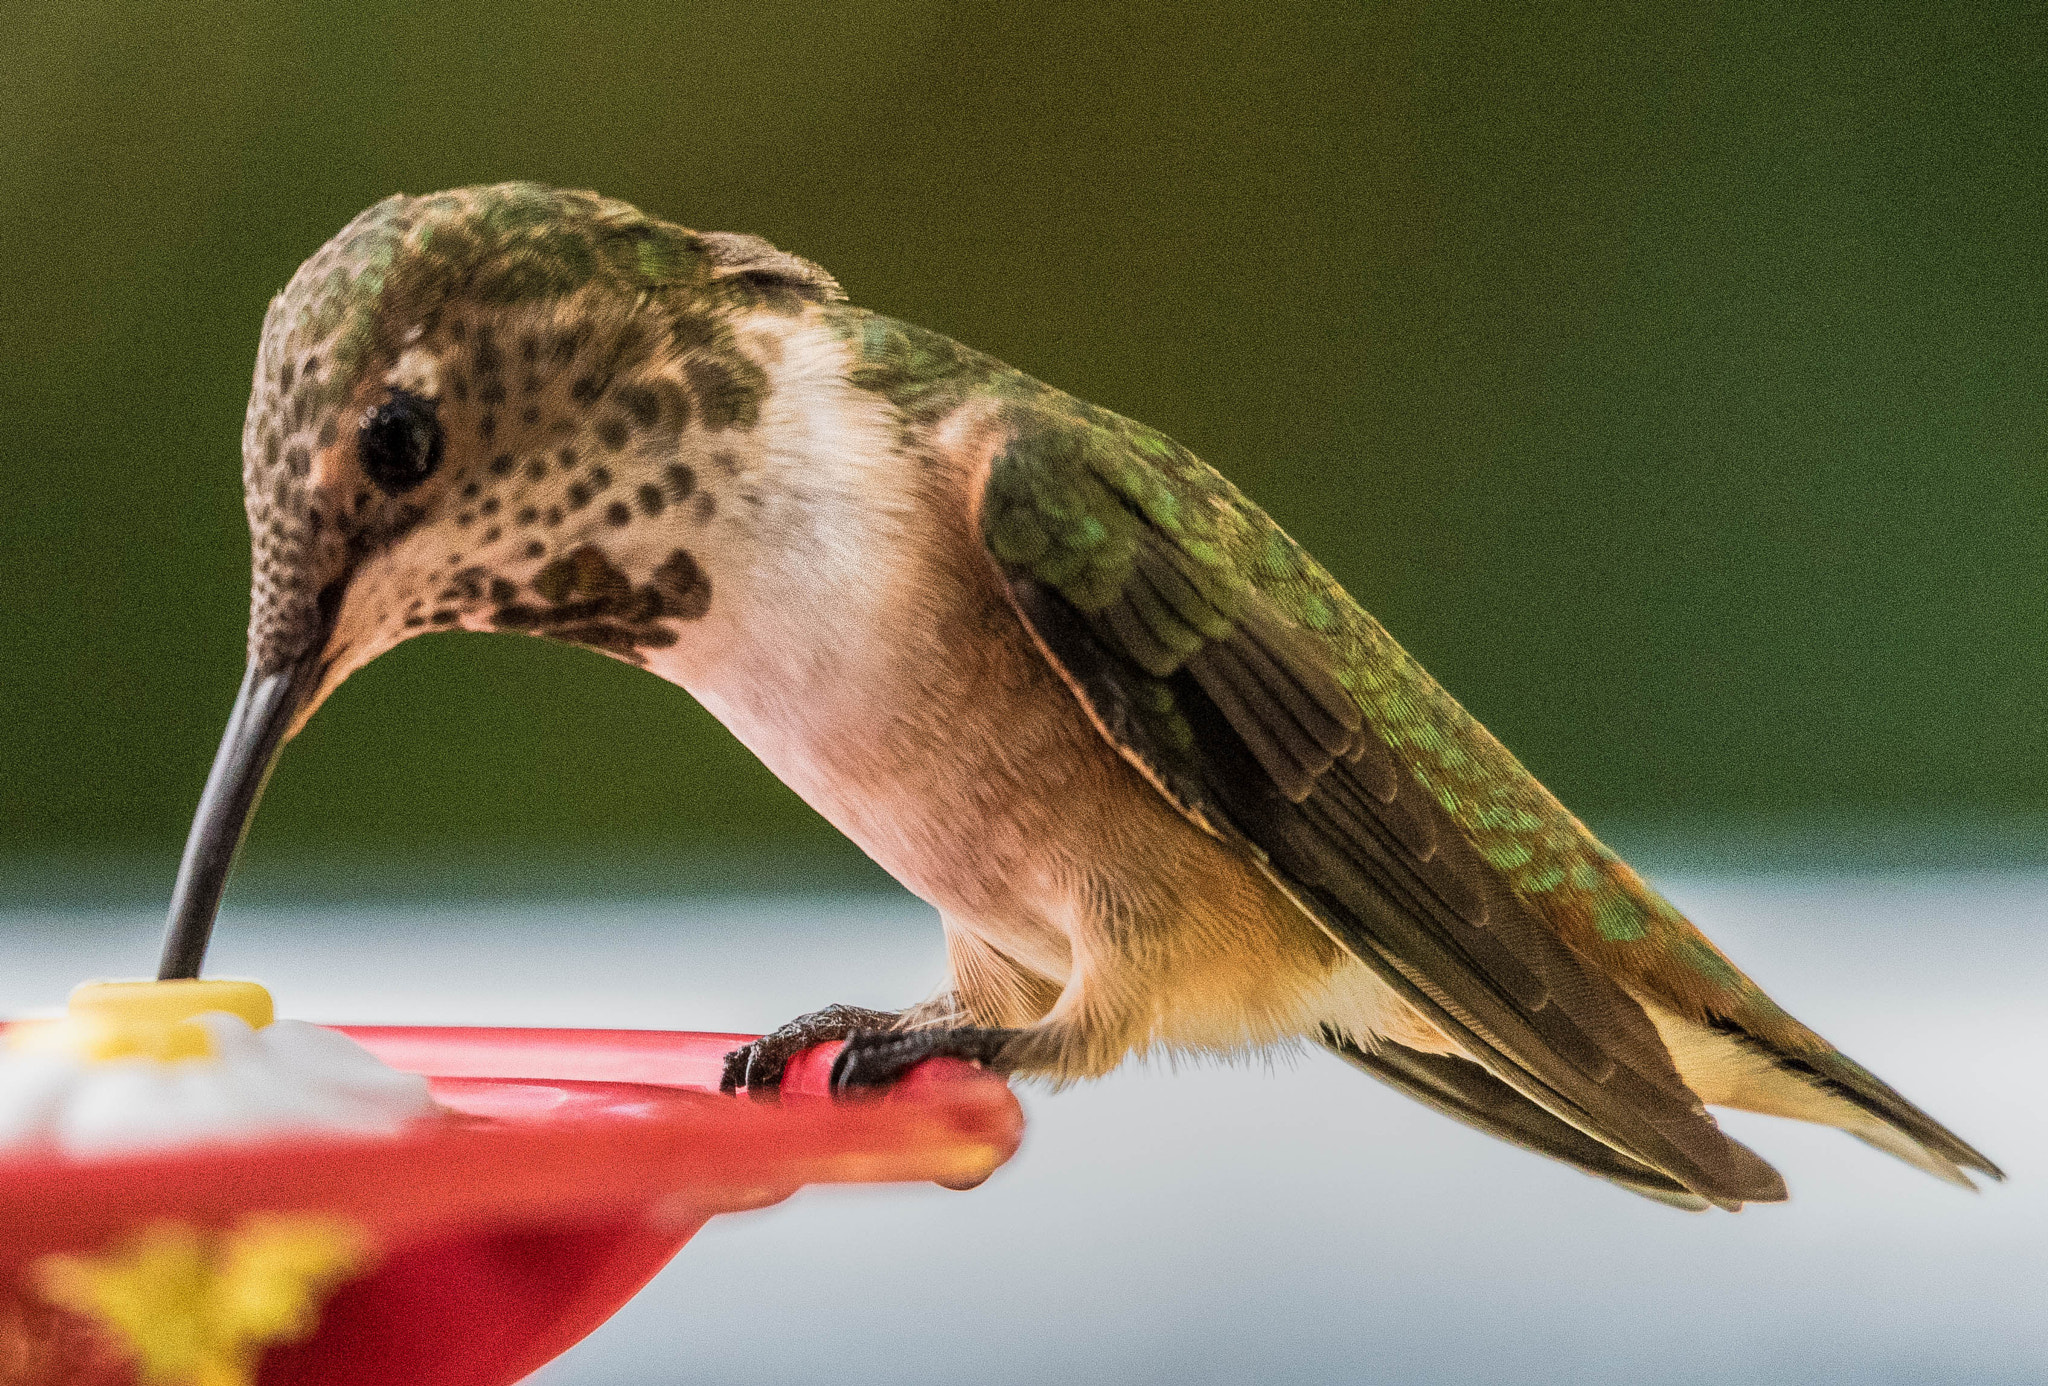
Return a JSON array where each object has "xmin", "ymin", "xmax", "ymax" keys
[
  {"xmin": 1809, "ymin": 1048, "xmax": 2004, "ymax": 1184},
  {"xmin": 1712, "ymin": 1021, "xmax": 2004, "ymax": 1187},
  {"xmin": 1319, "ymin": 1028, "xmax": 1716, "ymax": 1211}
]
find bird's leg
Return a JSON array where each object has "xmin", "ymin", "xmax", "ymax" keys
[
  {"xmin": 830, "ymin": 1026, "xmax": 1023, "ymax": 1092},
  {"xmin": 719, "ymin": 1003, "xmax": 900, "ymax": 1097},
  {"xmin": 832, "ymin": 985, "xmax": 1142, "ymax": 1092}
]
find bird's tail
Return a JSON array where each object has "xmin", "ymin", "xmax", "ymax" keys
[{"xmin": 1640, "ymin": 1003, "xmax": 2004, "ymax": 1190}]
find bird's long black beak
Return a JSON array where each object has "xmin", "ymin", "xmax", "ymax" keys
[{"xmin": 158, "ymin": 661, "xmax": 312, "ymax": 979}]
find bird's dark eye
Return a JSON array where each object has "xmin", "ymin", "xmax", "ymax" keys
[{"xmin": 358, "ymin": 389, "xmax": 443, "ymax": 494}]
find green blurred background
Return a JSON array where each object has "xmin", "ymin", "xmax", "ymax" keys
[{"xmin": 3, "ymin": 0, "xmax": 2043, "ymax": 898}]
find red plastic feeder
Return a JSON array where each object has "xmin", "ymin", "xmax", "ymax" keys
[{"xmin": 0, "ymin": 1026, "xmax": 1024, "ymax": 1386}]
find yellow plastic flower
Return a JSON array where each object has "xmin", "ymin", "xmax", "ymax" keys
[{"xmin": 32, "ymin": 1214, "xmax": 369, "ymax": 1386}]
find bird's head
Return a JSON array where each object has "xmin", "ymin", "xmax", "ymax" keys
[{"xmin": 163, "ymin": 183, "xmax": 845, "ymax": 975}]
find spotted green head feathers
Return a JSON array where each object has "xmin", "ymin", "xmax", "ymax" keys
[{"xmin": 239, "ymin": 182, "xmax": 841, "ymax": 684}]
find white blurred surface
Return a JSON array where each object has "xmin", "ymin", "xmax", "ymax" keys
[{"xmin": 2, "ymin": 872, "xmax": 2043, "ymax": 1385}]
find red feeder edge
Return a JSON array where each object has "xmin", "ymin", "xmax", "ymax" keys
[{"xmin": 0, "ymin": 1025, "xmax": 1025, "ymax": 1386}]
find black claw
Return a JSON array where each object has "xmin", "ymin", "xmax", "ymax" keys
[
  {"xmin": 831, "ymin": 1027, "xmax": 1017, "ymax": 1094},
  {"xmin": 718, "ymin": 1004, "xmax": 901, "ymax": 1099}
]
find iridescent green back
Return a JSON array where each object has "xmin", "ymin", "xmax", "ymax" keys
[{"xmin": 838, "ymin": 307, "xmax": 1820, "ymax": 1055}]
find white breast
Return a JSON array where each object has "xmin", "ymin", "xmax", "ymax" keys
[{"xmin": 638, "ymin": 317, "xmax": 959, "ymax": 854}]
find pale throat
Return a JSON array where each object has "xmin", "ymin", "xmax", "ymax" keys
[{"xmin": 639, "ymin": 322, "xmax": 949, "ymax": 799}]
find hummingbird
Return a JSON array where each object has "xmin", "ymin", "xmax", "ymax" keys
[{"xmin": 162, "ymin": 182, "xmax": 1998, "ymax": 1211}]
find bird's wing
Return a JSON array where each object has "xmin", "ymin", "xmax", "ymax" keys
[
  {"xmin": 978, "ymin": 400, "xmax": 1787, "ymax": 1208},
  {"xmin": 1316, "ymin": 1028, "xmax": 1710, "ymax": 1210}
]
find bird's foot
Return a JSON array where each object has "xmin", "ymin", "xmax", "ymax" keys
[
  {"xmin": 720, "ymin": 1004, "xmax": 899, "ymax": 1097},
  {"xmin": 831, "ymin": 1027, "xmax": 1018, "ymax": 1094}
]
